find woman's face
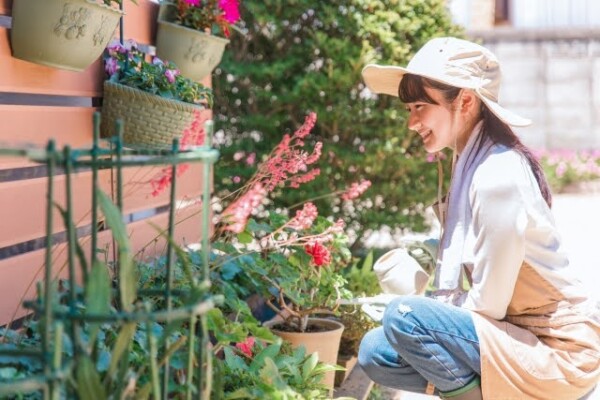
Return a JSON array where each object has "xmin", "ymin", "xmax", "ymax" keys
[{"xmin": 405, "ymin": 86, "xmax": 460, "ymax": 153}]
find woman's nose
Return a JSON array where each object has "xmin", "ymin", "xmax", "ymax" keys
[{"xmin": 407, "ymin": 112, "xmax": 420, "ymax": 131}]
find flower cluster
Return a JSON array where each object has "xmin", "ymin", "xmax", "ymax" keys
[
  {"xmin": 149, "ymin": 110, "xmax": 209, "ymax": 196},
  {"xmin": 178, "ymin": 112, "xmax": 371, "ymax": 332},
  {"xmin": 304, "ymin": 242, "xmax": 331, "ymax": 267},
  {"xmin": 171, "ymin": 0, "xmax": 242, "ymax": 38},
  {"xmin": 534, "ymin": 149, "xmax": 600, "ymax": 192},
  {"xmin": 104, "ymin": 39, "xmax": 213, "ymax": 106},
  {"xmin": 218, "ymin": 112, "xmax": 322, "ymax": 233},
  {"xmin": 341, "ymin": 179, "xmax": 372, "ymax": 201}
]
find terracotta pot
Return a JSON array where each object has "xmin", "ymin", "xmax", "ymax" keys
[
  {"xmin": 155, "ymin": 4, "xmax": 229, "ymax": 81},
  {"xmin": 264, "ymin": 318, "xmax": 344, "ymax": 396},
  {"xmin": 10, "ymin": 0, "xmax": 123, "ymax": 71}
]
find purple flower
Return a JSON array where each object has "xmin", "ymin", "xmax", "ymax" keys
[
  {"xmin": 165, "ymin": 69, "xmax": 180, "ymax": 83},
  {"xmin": 152, "ymin": 56, "xmax": 164, "ymax": 66},
  {"xmin": 123, "ymin": 39, "xmax": 138, "ymax": 52},
  {"xmin": 107, "ymin": 40, "xmax": 125, "ymax": 57},
  {"xmin": 105, "ymin": 58, "xmax": 119, "ymax": 76}
]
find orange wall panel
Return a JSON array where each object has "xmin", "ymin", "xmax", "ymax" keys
[
  {"xmin": 0, "ymin": 170, "xmax": 112, "ymax": 248},
  {"xmin": 0, "ymin": 106, "xmax": 96, "ymax": 170},
  {"xmin": 0, "ymin": 200, "xmax": 208, "ymax": 325},
  {"xmin": 0, "ymin": 28, "xmax": 104, "ymax": 96},
  {"xmin": 122, "ymin": 0, "xmax": 159, "ymax": 45}
]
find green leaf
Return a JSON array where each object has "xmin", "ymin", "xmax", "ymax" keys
[
  {"xmin": 76, "ymin": 355, "xmax": 107, "ymax": 400},
  {"xmin": 302, "ymin": 352, "xmax": 319, "ymax": 381},
  {"xmin": 107, "ymin": 322, "xmax": 136, "ymax": 379},
  {"xmin": 361, "ymin": 250, "xmax": 374, "ymax": 273},
  {"xmin": 237, "ymin": 231, "xmax": 253, "ymax": 244},
  {"xmin": 223, "ymin": 347, "xmax": 249, "ymax": 372},
  {"xmin": 249, "ymin": 342, "xmax": 281, "ymax": 373},
  {"xmin": 97, "ymin": 191, "xmax": 137, "ymax": 311},
  {"xmin": 85, "ymin": 261, "xmax": 111, "ymax": 343}
]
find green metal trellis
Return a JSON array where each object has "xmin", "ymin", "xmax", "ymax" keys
[{"xmin": 0, "ymin": 112, "xmax": 219, "ymax": 399}]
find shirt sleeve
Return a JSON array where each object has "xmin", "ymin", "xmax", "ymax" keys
[{"xmin": 461, "ymin": 157, "xmax": 530, "ymax": 320}]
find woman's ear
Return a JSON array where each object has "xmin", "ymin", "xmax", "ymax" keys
[{"xmin": 459, "ymin": 90, "xmax": 481, "ymax": 117}]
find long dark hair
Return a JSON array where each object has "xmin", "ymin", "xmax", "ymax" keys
[{"xmin": 399, "ymin": 74, "xmax": 552, "ymax": 207}]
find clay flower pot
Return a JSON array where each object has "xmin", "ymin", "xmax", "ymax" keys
[
  {"xmin": 10, "ymin": 0, "xmax": 123, "ymax": 71},
  {"xmin": 263, "ymin": 318, "xmax": 344, "ymax": 396},
  {"xmin": 155, "ymin": 4, "xmax": 229, "ymax": 81}
]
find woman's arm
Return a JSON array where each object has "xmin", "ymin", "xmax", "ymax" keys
[{"xmin": 461, "ymin": 153, "xmax": 532, "ymax": 319}]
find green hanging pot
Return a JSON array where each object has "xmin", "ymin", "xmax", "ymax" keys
[
  {"xmin": 155, "ymin": 4, "xmax": 229, "ymax": 81},
  {"xmin": 10, "ymin": 0, "xmax": 123, "ymax": 72}
]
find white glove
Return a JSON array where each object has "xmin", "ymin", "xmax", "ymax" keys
[{"xmin": 338, "ymin": 294, "xmax": 402, "ymax": 323}]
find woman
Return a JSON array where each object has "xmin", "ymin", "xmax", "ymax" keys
[{"xmin": 358, "ymin": 37, "xmax": 600, "ymax": 400}]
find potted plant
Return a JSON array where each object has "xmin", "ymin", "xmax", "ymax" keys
[
  {"xmin": 155, "ymin": 0, "xmax": 242, "ymax": 81},
  {"xmin": 199, "ymin": 113, "xmax": 373, "ymax": 394},
  {"xmin": 10, "ymin": 0, "xmax": 129, "ymax": 71},
  {"xmin": 101, "ymin": 39, "xmax": 213, "ymax": 148}
]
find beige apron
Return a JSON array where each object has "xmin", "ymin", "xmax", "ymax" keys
[{"xmin": 471, "ymin": 263, "xmax": 600, "ymax": 400}]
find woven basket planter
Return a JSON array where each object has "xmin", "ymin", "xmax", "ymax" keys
[
  {"xmin": 101, "ymin": 81, "xmax": 204, "ymax": 149},
  {"xmin": 11, "ymin": 0, "xmax": 123, "ymax": 71}
]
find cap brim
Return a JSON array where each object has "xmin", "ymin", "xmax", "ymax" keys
[
  {"xmin": 361, "ymin": 64, "xmax": 532, "ymax": 127},
  {"xmin": 361, "ymin": 64, "xmax": 409, "ymax": 97},
  {"xmin": 479, "ymin": 91, "xmax": 532, "ymax": 127}
]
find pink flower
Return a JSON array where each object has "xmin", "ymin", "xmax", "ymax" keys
[
  {"xmin": 233, "ymin": 151, "xmax": 245, "ymax": 161},
  {"xmin": 219, "ymin": 0, "xmax": 241, "ymax": 24},
  {"xmin": 165, "ymin": 69, "xmax": 180, "ymax": 83},
  {"xmin": 304, "ymin": 242, "xmax": 331, "ymax": 267},
  {"xmin": 257, "ymin": 113, "xmax": 320, "ymax": 191},
  {"xmin": 288, "ymin": 202, "xmax": 318, "ymax": 230},
  {"xmin": 105, "ymin": 57, "xmax": 119, "ymax": 76},
  {"xmin": 245, "ymin": 152, "xmax": 256, "ymax": 166},
  {"xmin": 341, "ymin": 179, "xmax": 371, "ymax": 201},
  {"xmin": 235, "ymin": 337, "xmax": 255, "ymax": 357},
  {"xmin": 221, "ymin": 183, "xmax": 267, "ymax": 233},
  {"xmin": 233, "ymin": 176, "xmax": 241, "ymax": 184},
  {"xmin": 149, "ymin": 111, "xmax": 208, "ymax": 196},
  {"xmin": 184, "ymin": 0, "xmax": 201, "ymax": 5}
]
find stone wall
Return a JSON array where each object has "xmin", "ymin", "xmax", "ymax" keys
[{"xmin": 470, "ymin": 28, "xmax": 600, "ymax": 150}]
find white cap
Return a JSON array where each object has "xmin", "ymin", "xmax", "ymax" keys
[{"xmin": 361, "ymin": 37, "xmax": 531, "ymax": 127}]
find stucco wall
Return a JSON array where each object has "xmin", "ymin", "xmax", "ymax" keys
[{"xmin": 470, "ymin": 28, "xmax": 600, "ymax": 150}]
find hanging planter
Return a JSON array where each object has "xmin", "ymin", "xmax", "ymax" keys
[
  {"xmin": 155, "ymin": 3, "xmax": 230, "ymax": 81},
  {"xmin": 100, "ymin": 81, "xmax": 204, "ymax": 149},
  {"xmin": 10, "ymin": 0, "xmax": 123, "ymax": 72}
]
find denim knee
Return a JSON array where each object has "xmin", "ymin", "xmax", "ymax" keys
[
  {"xmin": 358, "ymin": 327, "xmax": 384, "ymax": 380},
  {"xmin": 382, "ymin": 295, "xmax": 425, "ymax": 340}
]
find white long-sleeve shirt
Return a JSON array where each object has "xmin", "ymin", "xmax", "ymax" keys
[{"xmin": 435, "ymin": 127, "xmax": 589, "ymax": 320}]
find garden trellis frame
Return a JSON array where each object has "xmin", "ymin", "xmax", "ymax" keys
[{"xmin": 0, "ymin": 114, "xmax": 219, "ymax": 399}]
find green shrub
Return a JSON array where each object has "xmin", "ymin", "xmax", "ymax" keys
[{"xmin": 213, "ymin": 0, "xmax": 462, "ymax": 248}]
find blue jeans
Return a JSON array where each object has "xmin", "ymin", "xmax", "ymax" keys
[{"xmin": 358, "ymin": 296, "xmax": 481, "ymax": 394}]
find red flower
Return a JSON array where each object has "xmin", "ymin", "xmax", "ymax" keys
[
  {"xmin": 235, "ymin": 336, "xmax": 255, "ymax": 357},
  {"xmin": 304, "ymin": 242, "xmax": 331, "ymax": 267}
]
